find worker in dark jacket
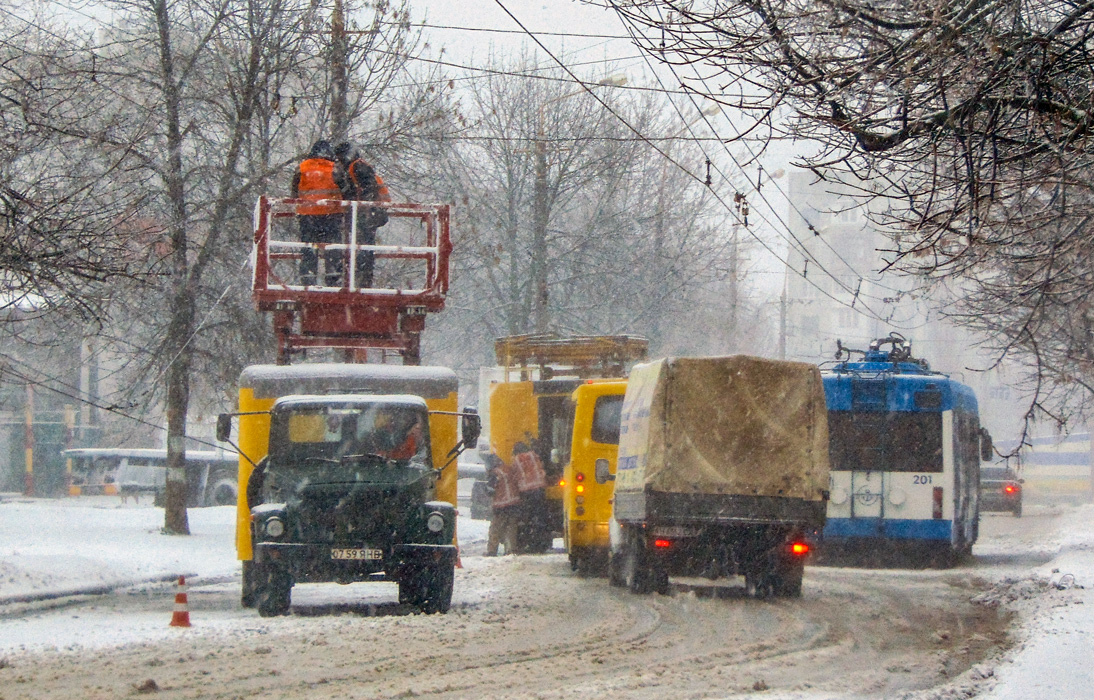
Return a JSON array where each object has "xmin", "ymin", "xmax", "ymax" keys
[
  {"xmin": 334, "ymin": 142, "xmax": 390, "ymax": 288},
  {"xmin": 292, "ymin": 140, "xmax": 348, "ymax": 286}
]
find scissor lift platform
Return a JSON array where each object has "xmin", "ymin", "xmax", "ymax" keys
[{"xmin": 251, "ymin": 196, "xmax": 452, "ymax": 365}]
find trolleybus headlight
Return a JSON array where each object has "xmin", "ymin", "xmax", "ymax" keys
[
  {"xmin": 426, "ymin": 512, "xmax": 446, "ymax": 533},
  {"xmin": 265, "ymin": 517, "xmax": 285, "ymax": 538},
  {"xmin": 830, "ymin": 488, "xmax": 849, "ymax": 505},
  {"xmin": 889, "ymin": 488, "xmax": 907, "ymax": 506}
]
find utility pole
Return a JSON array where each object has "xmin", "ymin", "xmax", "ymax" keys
[
  {"xmin": 779, "ymin": 272, "xmax": 788, "ymax": 360},
  {"xmin": 23, "ymin": 383, "xmax": 33, "ymax": 497},
  {"xmin": 532, "ymin": 137, "xmax": 549, "ymax": 333},
  {"xmin": 330, "ymin": 0, "xmax": 349, "ymax": 144},
  {"xmin": 728, "ymin": 224, "xmax": 739, "ymax": 351}
]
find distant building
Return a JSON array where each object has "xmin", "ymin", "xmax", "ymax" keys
[{"xmin": 781, "ymin": 169, "xmax": 1025, "ymax": 443}]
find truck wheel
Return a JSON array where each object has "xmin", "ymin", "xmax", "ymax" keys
[
  {"xmin": 398, "ymin": 566, "xmax": 424, "ymax": 606},
  {"xmin": 608, "ymin": 549, "xmax": 626, "ymax": 587},
  {"xmin": 206, "ymin": 470, "xmax": 238, "ymax": 507},
  {"xmin": 419, "ymin": 563, "xmax": 454, "ymax": 614},
  {"xmin": 256, "ymin": 566, "xmax": 292, "ymax": 617},
  {"xmin": 774, "ymin": 560, "xmax": 804, "ymax": 598},
  {"xmin": 241, "ymin": 560, "xmax": 258, "ymax": 608},
  {"xmin": 622, "ymin": 528, "xmax": 654, "ymax": 594}
]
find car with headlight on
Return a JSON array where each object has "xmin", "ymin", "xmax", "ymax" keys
[
  {"xmin": 227, "ymin": 393, "xmax": 477, "ymax": 617},
  {"xmin": 979, "ymin": 466, "xmax": 1023, "ymax": 517}
]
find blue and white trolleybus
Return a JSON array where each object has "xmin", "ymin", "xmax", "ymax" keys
[{"xmin": 821, "ymin": 334, "xmax": 992, "ymax": 562}]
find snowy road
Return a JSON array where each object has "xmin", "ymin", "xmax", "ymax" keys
[{"xmin": 0, "ymin": 499, "xmax": 1069, "ymax": 699}]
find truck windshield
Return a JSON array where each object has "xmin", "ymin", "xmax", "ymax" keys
[{"xmin": 268, "ymin": 403, "xmax": 432, "ymax": 485}]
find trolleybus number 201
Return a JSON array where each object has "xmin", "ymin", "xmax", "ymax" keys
[{"xmin": 912, "ymin": 475, "xmax": 933, "ymax": 485}]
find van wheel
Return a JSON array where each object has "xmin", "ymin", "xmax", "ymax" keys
[
  {"xmin": 256, "ymin": 566, "xmax": 292, "ymax": 617},
  {"xmin": 206, "ymin": 470, "xmax": 238, "ymax": 507}
]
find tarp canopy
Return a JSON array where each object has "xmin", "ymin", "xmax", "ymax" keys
[{"xmin": 616, "ymin": 356, "xmax": 830, "ymax": 501}]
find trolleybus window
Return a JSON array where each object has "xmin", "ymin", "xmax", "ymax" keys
[{"xmin": 828, "ymin": 411, "xmax": 943, "ymax": 472}]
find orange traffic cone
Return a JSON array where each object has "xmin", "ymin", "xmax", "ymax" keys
[{"xmin": 169, "ymin": 575, "xmax": 191, "ymax": 627}]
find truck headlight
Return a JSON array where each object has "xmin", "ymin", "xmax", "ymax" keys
[
  {"xmin": 426, "ymin": 512, "xmax": 445, "ymax": 533},
  {"xmin": 265, "ymin": 517, "xmax": 285, "ymax": 538}
]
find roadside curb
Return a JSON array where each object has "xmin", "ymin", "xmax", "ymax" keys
[{"xmin": 0, "ymin": 573, "xmax": 200, "ymax": 607}]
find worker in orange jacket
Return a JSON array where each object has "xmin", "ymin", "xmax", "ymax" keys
[
  {"xmin": 334, "ymin": 142, "xmax": 390, "ymax": 289},
  {"xmin": 512, "ymin": 440, "xmax": 549, "ymax": 552},
  {"xmin": 291, "ymin": 140, "xmax": 348, "ymax": 286},
  {"xmin": 485, "ymin": 453, "xmax": 521, "ymax": 556}
]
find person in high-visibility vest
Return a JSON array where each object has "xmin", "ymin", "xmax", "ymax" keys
[
  {"xmin": 291, "ymin": 140, "xmax": 348, "ymax": 286},
  {"xmin": 512, "ymin": 440, "xmax": 548, "ymax": 552},
  {"xmin": 334, "ymin": 142, "xmax": 391, "ymax": 289},
  {"xmin": 485, "ymin": 453, "xmax": 521, "ymax": 556}
]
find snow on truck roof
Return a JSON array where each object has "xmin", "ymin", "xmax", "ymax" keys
[
  {"xmin": 239, "ymin": 363, "xmax": 458, "ymax": 399},
  {"xmin": 272, "ymin": 394, "xmax": 429, "ymax": 410}
]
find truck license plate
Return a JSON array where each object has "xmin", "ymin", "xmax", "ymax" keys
[{"xmin": 330, "ymin": 548, "xmax": 383, "ymax": 561}]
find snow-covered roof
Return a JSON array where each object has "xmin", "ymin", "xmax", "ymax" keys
[
  {"xmin": 271, "ymin": 393, "xmax": 429, "ymax": 410},
  {"xmin": 239, "ymin": 363, "xmax": 458, "ymax": 400}
]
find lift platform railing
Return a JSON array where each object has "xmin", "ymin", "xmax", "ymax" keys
[{"xmin": 251, "ymin": 196, "xmax": 451, "ymax": 310}]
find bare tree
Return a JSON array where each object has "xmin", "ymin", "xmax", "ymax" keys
[
  {"xmin": 78, "ymin": 0, "xmax": 419, "ymax": 533},
  {"xmin": 0, "ymin": 7, "xmax": 140, "ymax": 320},
  {"xmin": 401, "ymin": 57, "xmax": 753, "ymax": 369},
  {"xmin": 602, "ymin": 0, "xmax": 1094, "ymax": 429}
]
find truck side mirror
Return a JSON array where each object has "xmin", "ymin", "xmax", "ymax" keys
[
  {"xmin": 461, "ymin": 407, "xmax": 481, "ymax": 449},
  {"xmin": 217, "ymin": 413, "xmax": 232, "ymax": 443},
  {"xmin": 980, "ymin": 427, "xmax": 993, "ymax": 461}
]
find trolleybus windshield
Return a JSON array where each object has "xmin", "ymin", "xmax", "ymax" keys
[{"xmin": 828, "ymin": 411, "xmax": 943, "ymax": 472}]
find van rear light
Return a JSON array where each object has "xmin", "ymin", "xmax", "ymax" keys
[
  {"xmin": 932, "ymin": 486, "xmax": 944, "ymax": 519},
  {"xmin": 653, "ymin": 539, "xmax": 672, "ymax": 549},
  {"xmin": 790, "ymin": 542, "xmax": 809, "ymax": 556},
  {"xmin": 1004, "ymin": 484, "xmax": 1017, "ymax": 494}
]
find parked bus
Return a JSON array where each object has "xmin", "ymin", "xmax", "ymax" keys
[
  {"xmin": 820, "ymin": 334, "xmax": 991, "ymax": 563},
  {"xmin": 63, "ymin": 448, "xmax": 239, "ymax": 507}
]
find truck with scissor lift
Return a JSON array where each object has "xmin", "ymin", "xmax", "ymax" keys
[{"xmin": 220, "ymin": 194, "xmax": 478, "ymax": 616}]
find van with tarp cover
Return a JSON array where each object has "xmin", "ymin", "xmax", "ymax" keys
[{"xmin": 610, "ymin": 356, "xmax": 830, "ymax": 598}]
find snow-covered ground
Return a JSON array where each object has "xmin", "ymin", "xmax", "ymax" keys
[{"xmin": 1, "ymin": 491, "xmax": 1092, "ymax": 698}]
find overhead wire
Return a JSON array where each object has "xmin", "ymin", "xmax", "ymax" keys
[
  {"xmin": 491, "ymin": 0, "xmax": 893, "ymax": 321},
  {"xmin": 0, "ymin": 354, "xmax": 231, "ymax": 453},
  {"xmin": 613, "ymin": 4, "xmax": 921, "ymax": 305}
]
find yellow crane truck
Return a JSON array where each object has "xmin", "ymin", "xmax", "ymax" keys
[{"xmin": 483, "ymin": 335, "xmax": 647, "ymax": 553}]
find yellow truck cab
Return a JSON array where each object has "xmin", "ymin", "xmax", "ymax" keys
[
  {"xmin": 231, "ymin": 363, "xmax": 462, "ymax": 613},
  {"xmin": 484, "ymin": 335, "xmax": 647, "ymax": 553},
  {"xmin": 563, "ymin": 379, "xmax": 627, "ymax": 575}
]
